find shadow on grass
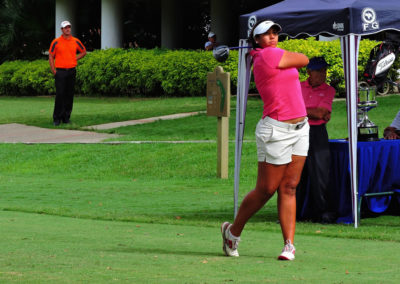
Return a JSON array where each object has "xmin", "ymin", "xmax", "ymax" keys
[
  {"xmin": 105, "ymin": 246, "xmax": 270, "ymax": 259},
  {"xmin": 168, "ymin": 207, "xmax": 280, "ymax": 223},
  {"xmin": 105, "ymin": 247, "xmax": 222, "ymax": 257}
]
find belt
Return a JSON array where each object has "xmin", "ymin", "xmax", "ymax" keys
[
  {"xmin": 264, "ymin": 116, "xmax": 308, "ymax": 131},
  {"xmin": 56, "ymin": 68, "xmax": 76, "ymax": 71}
]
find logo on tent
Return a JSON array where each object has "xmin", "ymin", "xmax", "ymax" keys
[
  {"xmin": 333, "ymin": 22, "xmax": 344, "ymax": 32},
  {"xmin": 362, "ymin": 7, "xmax": 379, "ymax": 31},
  {"xmin": 248, "ymin": 15, "xmax": 257, "ymax": 37}
]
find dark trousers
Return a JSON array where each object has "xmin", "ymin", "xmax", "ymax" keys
[
  {"xmin": 297, "ymin": 124, "xmax": 332, "ymax": 221},
  {"xmin": 53, "ymin": 68, "xmax": 76, "ymax": 122}
]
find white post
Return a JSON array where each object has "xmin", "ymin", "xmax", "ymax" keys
[
  {"xmin": 161, "ymin": 0, "xmax": 181, "ymax": 49},
  {"xmin": 210, "ymin": 0, "xmax": 234, "ymax": 46},
  {"xmin": 101, "ymin": 0, "xmax": 123, "ymax": 49},
  {"xmin": 55, "ymin": 0, "xmax": 76, "ymax": 38}
]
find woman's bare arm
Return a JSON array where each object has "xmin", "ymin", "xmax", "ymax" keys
[{"xmin": 279, "ymin": 51, "xmax": 309, "ymax": 69}]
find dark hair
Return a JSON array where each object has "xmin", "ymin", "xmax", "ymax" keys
[
  {"xmin": 248, "ymin": 21, "xmax": 262, "ymax": 48},
  {"xmin": 248, "ymin": 20, "xmax": 280, "ymax": 49}
]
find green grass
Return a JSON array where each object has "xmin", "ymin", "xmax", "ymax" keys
[
  {"xmin": 2, "ymin": 94, "xmax": 398, "ymax": 140},
  {"xmin": 1, "ymin": 95, "xmax": 400, "ymax": 282},
  {"xmin": 325, "ymin": 95, "xmax": 400, "ymax": 139},
  {"xmin": 0, "ymin": 96, "xmax": 206, "ymax": 129},
  {"xmin": 103, "ymin": 94, "xmax": 400, "ymax": 141},
  {"xmin": 1, "ymin": 211, "xmax": 399, "ymax": 283}
]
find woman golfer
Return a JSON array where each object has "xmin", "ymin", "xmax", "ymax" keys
[{"xmin": 221, "ymin": 20, "xmax": 309, "ymax": 260}]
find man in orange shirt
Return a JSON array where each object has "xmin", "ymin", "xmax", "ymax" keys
[{"xmin": 49, "ymin": 20, "xmax": 86, "ymax": 126}]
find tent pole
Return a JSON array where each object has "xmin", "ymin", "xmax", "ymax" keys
[
  {"xmin": 234, "ymin": 39, "xmax": 251, "ymax": 218},
  {"xmin": 341, "ymin": 34, "xmax": 360, "ymax": 228}
]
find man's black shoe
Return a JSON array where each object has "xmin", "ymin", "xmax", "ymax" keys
[
  {"xmin": 62, "ymin": 119, "xmax": 70, "ymax": 124},
  {"xmin": 53, "ymin": 120, "xmax": 61, "ymax": 126}
]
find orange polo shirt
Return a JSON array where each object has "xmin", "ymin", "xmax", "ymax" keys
[{"xmin": 49, "ymin": 35, "xmax": 86, "ymax": 68}]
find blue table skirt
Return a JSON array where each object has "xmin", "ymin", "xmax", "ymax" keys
[{"xmin": 329, "ymin": 139, "xmax": 400, "ymax": 223}]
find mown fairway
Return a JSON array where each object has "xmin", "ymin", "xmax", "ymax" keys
[{"xmin": 0, "ymin": 95, "xmax": 399, "ymax": 283}]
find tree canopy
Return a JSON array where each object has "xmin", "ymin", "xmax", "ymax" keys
[{"xmin": 0, "ymin": 0, "xmax": 54, "ymax": 63}]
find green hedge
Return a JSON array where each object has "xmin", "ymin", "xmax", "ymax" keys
[
  {"xmin": 0, "ymin": 38, "xmax": 391, "ymax": 97},
  {"xmin": 0, "ymin": 59, "xmax": 55, "ymax": 96},
  {"xmin": 279, "ymin": 37, "xmax": 388, "ymax": 95},
  {"xmin": 76, "ymin": 48, "xmax": 240, "ymax": 97}
]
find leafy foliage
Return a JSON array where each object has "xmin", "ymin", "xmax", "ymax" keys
[
  {"xmin": 279, "ymin": 37, "xmax": 380, "ymax": 95},
  {"xmin": 0, "ymin": 0, "xmax": 53, "ymax": 63},
  {"xmin": 0, "ymin": 38, "xmax": 390, "ymax": 97}
]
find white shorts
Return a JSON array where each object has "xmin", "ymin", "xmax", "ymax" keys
[{"xmin": 255, "ymin": 116, "xmax": 310, "ymax": 165}]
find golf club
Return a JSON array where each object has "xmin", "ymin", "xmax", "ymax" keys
[{"xmin": 213, "ymin": 45, "xmax": 252, "ymax": 62}]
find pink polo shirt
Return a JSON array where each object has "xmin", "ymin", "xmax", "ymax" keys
[
  {"xmin": 250, "ymin": 47, "xmax": 306, "ymax": 121},
  {"xmin": 301, "ymin": 79, "xmax": 335, "ymax": 125}
]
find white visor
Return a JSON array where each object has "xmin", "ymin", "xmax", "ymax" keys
[{"xmin": 253, "ymin": 21, "xmax": 282, "ymax": 39}]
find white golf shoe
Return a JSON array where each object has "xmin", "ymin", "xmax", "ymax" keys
[
  {"xmin": 221, "ymin": 222, "xmax": 240, "ymax": 257},
  {"xmin": 278, "ymin": 239, "xmax": 296, "ymax": 260}
]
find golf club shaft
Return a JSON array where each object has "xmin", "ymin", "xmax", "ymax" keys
[{"xmin": 229, "ymin": 46, "xmax": 252, "ymax": 50}]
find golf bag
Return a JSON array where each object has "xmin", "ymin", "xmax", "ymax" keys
[{"xmin": 363, "ymin": 40, "xmax": 400, "ymax": 89}]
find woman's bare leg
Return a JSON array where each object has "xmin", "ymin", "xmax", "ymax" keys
[
  {"xmin": 230, "ymin": 161, "xmax": 287, "ymax": 237},
  {"xmin": 277, "ymin": 155, "xmax": 306, "ymax": 243}
]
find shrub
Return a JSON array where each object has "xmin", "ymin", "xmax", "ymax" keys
[
  {"xmin": 0, "ymin": 60, "xmax": 54, "ymax": 96},
  {"xmin": 0, "ymin": 60, "xmax": 23, "ymax": 95},
  {"xmin": 12, "ymin": 60, "xmax": 55, "ymax": 96},
  {"xmin": 75, "ymin": 48, "xmax": 236, "ymax": 97},
  {"xmin": 0, "ymin": 38, "xmax": 390, "ymax": 97},
  {"xmin": 279, "ymin": 37, "xmax": 380, "ymax": 95}
]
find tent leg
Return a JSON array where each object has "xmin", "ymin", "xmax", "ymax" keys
[
  {"xmin": 341, "ymin": 35, "xmax": 360, "ymax": 228},
  {"xmin": 234, "ymin": 39, "xmax": 252, "ymax": 218}
]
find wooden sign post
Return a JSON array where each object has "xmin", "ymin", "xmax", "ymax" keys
[{"xmin": 207, "ymin": 66, "xmax": 230, "ymax": 179}]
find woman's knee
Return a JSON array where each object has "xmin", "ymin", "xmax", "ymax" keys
[
  {"xmin": 279, "ymin": 179, "xmax": 298, "ymax": 196},
  {"xmin": 254, "ymin": 185, "xmax": 276, "ymax": 201}
]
